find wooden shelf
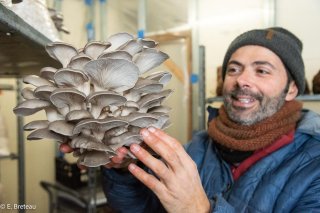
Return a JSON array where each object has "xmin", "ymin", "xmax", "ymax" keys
[{"xmin": 0, "ymin": 4, "xmax": 60, "ymax": 77}]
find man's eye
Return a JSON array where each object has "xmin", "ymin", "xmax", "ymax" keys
[
  {"xmin": 257, "ymin": 69, "xmax": 269, "ymax": 74},
  {"xmin": 227, "ymin": 67, "xmax": 238, "ymax": 73}
]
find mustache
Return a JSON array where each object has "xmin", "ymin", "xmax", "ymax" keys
[{"xmin": 228, "ymin": 87, "xmax": 263, "ymax": 101}]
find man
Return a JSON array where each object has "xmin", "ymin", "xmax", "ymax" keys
[{"xmin": 61, "ymin": 27, "xmax": 320, "ymax": 212}]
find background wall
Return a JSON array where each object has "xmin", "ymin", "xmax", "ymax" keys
[{"xmin": 0, "ymin": 0, "xmax": 319, "ymax": 212}]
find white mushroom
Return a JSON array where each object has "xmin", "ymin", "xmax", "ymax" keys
[
  {"xmin": 83, "ymin": 58, "xmax": 139, "ymax": 93},
  {"xmin": 54, "ymin": 68, "xmax": 90, "ymax": 96},
  {"xmin": 67, "ymin": 55, "xmax": 92, "ymax": 70},
  {"xmin": 83, "ymin": 41, "xmax": 111, "ymax": 59},
  {"xmin": 24, "ymin": 120, "xmax": 49, "ymax": 131},
  {"xmin": 133, "ymin": 48, "xmax": 169, "ymax": 74},
  {"xmin": 45, "ymin": 42, "xmax": 78, "ymax": 67},
  {"xmin": 117, "ymin": 39, "xmax": 143, "ymax": 56},
  {"xmin": 70, "ymin": 134, "xmax": 115, "ymax": 153},
  {"xmin": 121, "ymin": 112, "xmax": 158, "ymax": 128},
  {"xmin": 106, "ymin": 32, "xmax": 134, "ymax": 52},
  {"xmin": 98, "ymin": 50, "xmax": 133, "ymax": 61},
  {"xmin": 27, "ymin": 128, "xmax": 66, "ymax": 142},
  {"xmin": 13, "ymin": 99, "xmax": 51, "ymax": 116},
  {"xmin": 87, "ymin": 91, "xmax": 127, "ymax": 119},
  {"xmin": 23, "ymin": 75, "xmax": 54, "ymax": 87},
  {"xmin": 66, "ymin": 109, "xmax": 92, "ymax": 122},
  {"xmin": 77, "ymin": 150, "xmax": 114, "ymax": 167},
  {"xmin": 132, "ymin": 77, "xmax": 163, "ymax": 93},
  {"xmin": 40, "ymin": 67, "xmax": 58, "ymax": 81},
  {"xmin": 146, "ymin": 71, "xmax": 172, "ymax": 85},
  {"xmin": 21, "ymin": 87, "xmax": 36, "ymax": 100},
  {"xmin": 34, "ymin": 85, "xmax": 56, "ymax": 101},
  {"xmin": 48, "ymin": 120, "xmax": 75, "ymax": 137},
  {"xmin": 50, "ymin": 88, "xmax": 86, "ymax": 116}
]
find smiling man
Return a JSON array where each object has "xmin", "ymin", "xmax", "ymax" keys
[{"xmin": 61, "ymin": 27, "xmax": 320, "ymax": 212}]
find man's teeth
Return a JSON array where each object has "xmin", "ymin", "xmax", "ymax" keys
[{"xmin": 238, "ymin": 98, "xmax": 251, "ymax": 103}]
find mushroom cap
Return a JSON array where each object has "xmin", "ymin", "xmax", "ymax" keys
[
  {"xmin": 21, "ymin": 87, "xmax": 35, "ymax": 100},
  {"xmin": 121, "ymin": 112, "xmax": 158, "ymax": 128},
  {"xmin": 54, "ymin": 68, "xmax": 89, "ymax": 89},
  {"xmin": 13, "ymin": 99, "xmax": 51, "ymax": 116},
  {"xmin": 133, "ymin": 48, "xmax": 169, "ymax": 74},
  {"xmin": 133, "ymin": 77, "xmax": 163, "ymax": 93},
  {"xmin": 98, "ymin": 50, "xmax": 133, "ymax": 61},
  {"xmin": 137, "ymin": 38, "xmax": 158, "ymax": 48},
  {"xmin": 117, "ymin": 39, "xmax": 143, "ymax": 56},
  {"xmin": 23, "ymin": 75, "xmax": 55, "ymax": 87},
  {"xmin": 27, "ymin": 128, "xmax": 66, "ymax": 142},
  {"xmin": 70, "ymin": 134, "xmax": 115, "ymax": 153},
  {"xmin": 50, "ymin": 88, "xmax": 86, "ymax": 109},
  {"xmin": 106, "ymin": 32, "xmax": 134, "ymax": 51},
  {"xmin": 83, "ymin": 58, "xmax": 139, "ymax": 92},
  {"xmin": 73, "ymin": 117, "xmax": 128, "ymax": 135},
  {"xmin": 146, "ymin": 71, "xmax": 172, "ymax": 85},
  {"xmin": 83, "ymin": 41, "xmax": 111, "ymax": 59},
  {"xmin": 66, "ymin": 109, "xmax": 92, "ymax": 122},
  {"xmin": 34, "ymin": 85, "xmax": 56, "ymax": 101},
  {"xmin": 24, "ymin": 120, "xmax": 49, "ymax": 131},
  {"xmin": 87, "ymin": 91, "xmax": 127, "ymax": 118},
  {"xmin": 67, "ymin": 55, "xmax": 92, "ymax": 70},
  {"xmin": 77, "ymin": 150, "xmax": 114, "ymax": 167},
  {"xmin": 108, "ymin": 132, "xmax": 143, "ymax": 151},
  {"xmin": 40, "ymin": 67, "xmax": 58, "ymax": 81},
  {"xmin": 45, "ymin": 42, "xmax": 78, "ymax": 67},
  {"xmin": 48, "ymin": 120, "xmax": 75, "ymax": 136},
  {"xmin": 137, "ymin": 89, "xmax": 173, "ymax": 109}
]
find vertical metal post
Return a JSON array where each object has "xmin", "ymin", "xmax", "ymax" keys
[
  {"xmin": 16, "ymin": 78, "xmax": 25, "ymax": 213},
  {"xmin": 87, "ymin": 167, "xmax": 97, "ymax": 213},
  {"xmin": 198, "ymin": 45, "xmax": 206, "ymax": 130}
]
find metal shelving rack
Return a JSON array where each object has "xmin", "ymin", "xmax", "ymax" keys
[{"xmin": 0, "ymin": 4, "xmax": 59, "ymax": 213}]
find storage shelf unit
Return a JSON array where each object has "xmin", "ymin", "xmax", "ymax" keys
[{"xmin": 0, "ymin": 4, "xmax": 59, "ymax": 213}]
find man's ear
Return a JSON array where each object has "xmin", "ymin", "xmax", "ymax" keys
[{"xmin": 285, "ymin": 81, "xmax": 299, "ymax": 101}]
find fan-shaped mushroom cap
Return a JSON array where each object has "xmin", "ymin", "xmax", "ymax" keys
[
  {"xmin": 67, "ymin": 55, "xmax": 92, "ymax": 70},
  {"xmin": 40, "ymin": 67, "xmax": 58, "ymax": 81},
  {"xmin": 137, "ymin": 38, "xmax": 158, "ymax": 48},
  {"xmin": 46, "ymin": 42, "xmax": 78, "ymax": 67},
  {"xmin": 24, "ymin": 120, "xmax": 49, "ymax": 131},
  {"xmin": 83, "ymin": 41, "xmax": 111, "ymax": 59},
  {"xmin": 121, "ymin": 112, "xmax": 158, "ymax": 128},
  {"xmin": 83, "ymin": 58, "xmax": 139, "ymax": 93},
  {"xmin": 106, "ymin": 32, "xmax": 134, "ymax": 51},
  {"xmin": 133, "ymin": 48, "xmax": 169, "ymax": 74},
  {"xmin": 148, "ymin": 105, "xmax": 172, "ymax": 114},
  {"xmin": 137, "ymin": 89, "xmax": 173, "ymax": 110},
  {"xmin": 108, "ymin": 132, "xmax": 143, "ymax": 151},
  {"xmin": 27, "ymin": 128, "xmax": 66, "ymax": 142},
  {"xmin": 34, "ymin": 85, "xmax": 56, "ymax": 101},
  {"xmin": 13, "ymin": 99, "xmax": 51, "ymax": 116},
  {"xmin": 98, "ymin": 50, "xmax": 132, "ymax": 61},
  {"xmin": 66, "ymin": 109, "xmax": 92, "ymax": 122},
  {"xmin": 21, "ymin": 87, "xmax": 35, "ymax": 100},
  {"xmin": 70, "ymin": 134, "xmax": 115, "ymax": 153},
  {"xmin": 50, "ymin": 88, "xmax": 86, "ymax": 115},
  {"xmin": 73, "ymin": 117, "xmax": 129, "ymax": 140},
  {"xmin": 146, "ymin": 71, "xmax": 172, "ymax": 85},
  {"xmin": 133, "ymin": 77, "xmax": 163, "ymax": 93},
  {"xmin": 77, "ymin": 150, "xmax": 114, "ymax": 167},
  {"xmin": 87, "ymin": 91, "xmax": 127, "ymax": 119},
  {"xmin": 48, "ymin": 120, "xmax": 75, "ymax": 136},
  {"xmin": 45, "ymin": 107, "xmax": 65, "ymax": 122},
  {"xmin": 23, "ymin": 75, "xmax": 55, "ymax": 87},
  {"xmin": 124, "ymin": 90, "xmax": 141, "ymax": 102},
  {"xmin": 117, "ymin": 39, "xmax": 143, "ymax": 56},
  {"xmin": 54, "ymin": 68, "xmax": 90, "ymax": 96}
]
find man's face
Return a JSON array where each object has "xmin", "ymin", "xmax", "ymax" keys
[{"xmin": 223, "ymin": 45, "xmax": 297, "ymax": 125}]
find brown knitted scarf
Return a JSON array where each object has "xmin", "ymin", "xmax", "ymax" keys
[{"xmin": 208, "ymin": 100, "xmax": 302, "ymax": 151}]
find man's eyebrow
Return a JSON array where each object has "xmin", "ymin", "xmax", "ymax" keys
[
  {"xmin": 227, "ymin": 60, "xmax": 242, "ymax": 66},
  {"xmin": 253, "ymin": 61, "xmax": 276, "ymax": 69}
]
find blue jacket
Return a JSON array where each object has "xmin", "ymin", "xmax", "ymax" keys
[{"xmin": 101, "ymin": 109, "xmax": 320, "ymax": 213}]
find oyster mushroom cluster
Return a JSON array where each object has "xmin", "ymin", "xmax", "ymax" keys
[{"xmin": 13, "ymin": 32, "xmax": 173, "ymax": 167}]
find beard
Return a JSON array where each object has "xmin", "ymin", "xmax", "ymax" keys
[{"xmin": 223, "ymin": 85, "xmax": 288, "ymax": 126}]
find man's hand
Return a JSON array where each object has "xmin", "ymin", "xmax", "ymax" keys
[{"xmin": 128, "ymin": 127, "xmax": 210, "ymax": 213}]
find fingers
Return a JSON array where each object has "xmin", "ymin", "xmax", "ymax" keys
[
  {"xmin": 59, "ymin": 143, "xmax": 73, "ymax": 153},
  {"xmin": 139, "ymin": 128, "xmax": 184, "ymax": 171},
  {"xmin": 130, "ymin": 143, "xmax": 172, "ymax": 182},
  {"xmin": 128, "ymin": 163, "xmax": 166, "ymax": 195}
]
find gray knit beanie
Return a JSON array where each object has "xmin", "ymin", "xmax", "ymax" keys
[{"xmin": 221, "ymin": 27, "xmax": 305, "ymax": 95}]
